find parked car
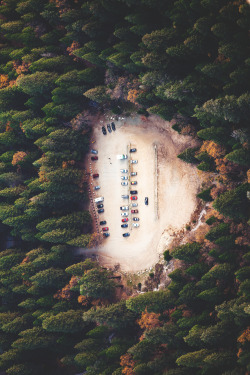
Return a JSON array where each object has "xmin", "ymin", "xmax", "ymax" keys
[
  {"xmin": 121, "ymin": 224, "xmax": 128, "ymax": 228},
  {"xmin": 93, "ymin": 173, "xmax": 99, "ymax": 178},
  {"xmin": 117, "ymin": 154, "xmax": 128, "ymax": 159},
  {"xmin": 97, "ymin": 204, "xmax": 103, "ymax": 208},
  {"xmin": 121, "ymin": 182, "xmax": 128, "ymax": 186},
  {"xmin": 131, "ymin": 209, "xmax": 138, "ymax": 214},
  {"xmin": 111, "ymin": 122, "xmax": 116, "ymax": 131},
  {"xmin": 91, "ymin": 156, "xmax": 98, "ymax": 161},
  {"xmin": 102, "ymin": 227, "xmax": 109, "ymax": 232},
  {"xmin": 131, "ymin": 181, "xmax": 137, "ymax": 185},
  {"xmin": 121, "ymin": 176, "xmax": 128, "ymax": 180},
  {"xmin": 100, "ymin": 220, "xmax": 106, "ymax": 225},
  {"xmin": 102, "ymin": 126, "xmax": 107, "ymax": 135},
  {"xmin": 98, "ymin": 209, "xmax": 104, "ymax": 213},
  {"xmin": 130, "ymin": 148, "xmax": 137, "ymax": 152},
  {"xmin": 103, "ymin": 233, "xmax": 110, "ymax": 238},
  {"xmin": 145, "ymin": 197, "xmax": 148, "ymax": 205},
  {"xmin": 130, "ymin": 190, "xmax": 137, "ymax": 194},
  {"xmin": 123, "ymin": 233, "xmax": 130, "ymax": 237},
  {"xmin": 133, "ymin": 217, "xmax": 139, "ymax": 221},
  {"xmin": 122, "ymin": 195, "xmax": 129, "ymax": 199},
  {"xmin": 95, "ymin": 196, "xmax": 104, "ymax": 203},
  {"xmin": 120, "ymin": 206, "xmax": 129, "ymax": 210},
  {"xmin": 131, "ymin": 172, "xmax": 137, "ymax": 176},
  {"xmin": 121, "ymin": 212, "xmax": 128, "ymax": 217},
  {"xmin": 120, "ymin": 169, "xmax": 128, "ymax": 173},
  {"xmin": 91, "ymin": 149, "xmax": 98, "ymax": 154},
  {"xmin": 132, "ymin": 203, "xmax": 138, "ymax": 207},
  {"xmin": 94, "ymin": 186, "xmax": 100, "ymax": 190},
  {"xmin": 131, "ymin": 160, "xmax": 138, "ymax": 164},
  {"xmin": 107, "ymin": 124, "xmax": 112, "ymax": 133},
  {"xmin": 133, "ymin": 223, "xmax": 139, "ymax": 228},
  {"xmin": 122, "ymin": 218, "xmax": 128, "ymax": 222},
  {"xmin": 130, "ymin": 196, "xmax": 138, "ymax": 200}
]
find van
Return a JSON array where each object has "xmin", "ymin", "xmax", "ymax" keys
[
  {"xmin": 117, "ymin": 154, "xmax": 128, "ymax": 160},
  {"xmin": 94, "ymin": 197, "xmax": 104, "ymax": 203}
]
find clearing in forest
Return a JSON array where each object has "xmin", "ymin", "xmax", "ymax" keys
[{"xmin": 83, "ymin": 115, "xmax": 201, "ymax": 272}]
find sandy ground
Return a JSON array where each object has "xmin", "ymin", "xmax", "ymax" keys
[{"xmin": 81, "ymin": 115, "xmax": 201, "ymax": 272}]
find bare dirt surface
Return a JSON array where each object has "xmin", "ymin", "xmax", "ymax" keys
[{"xmin": 81, "ymin": 114, "xmax": 201, "ymax": 272}]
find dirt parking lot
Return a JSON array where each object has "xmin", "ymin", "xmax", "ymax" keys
[{"xmin": 83, "ymin": 115, "xmax": 201, "ymax": 272}]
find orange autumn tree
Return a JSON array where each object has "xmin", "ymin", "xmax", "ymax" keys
[
  {"xmin": 0, "ymin": 74, "xmax": 9, "ymax": 89},
  {"xmin": 120, "ymin": 353, "xmax": 136, "ymax": 375},
  {"xmin": 12, "ymin": 151, "xmax": 27, "ymax": 166},
  {"xmin": 200, "ymin": 140, "xmax": 226, "ymax": 159},
  {"xmin": 54, "ymin": 276, "xmax": 78, "ymax": 301},
  {"xmin": 237, "ymin": 327, "xmax": 250, "ymax": 344},
  {"xmin": 127, "ymin": 89, "xmax": 140, "ymax": 104},
  {"xmin": 137, "ymin": 308, "xmax": 161, "ymax": 330}
]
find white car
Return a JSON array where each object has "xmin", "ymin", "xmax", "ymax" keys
[
  {"xmin": 117, "ymin": 154, "xmax": 128, "ymax": 160},
  {"xmin": 132, "ymin": 203, "xmax": 138, "ymax": 207},
  {"xmin": 133, "ymin": 223, "xmax": 140, "ymax": 227},
  {"xmin": 120, "ymin": 169, "xmax": 128, "ymax": 173},
  {"xmin": 121, "ymin": 182, "xmax": 128, "ymax": 186},
  {"xmin": 121, "ymin": 176, "xmax": 128, "ymax": 180},
  {"xmin": 121, "ymin": 212, "xmax": 128, "ymax": 217},
  {"xmin": 131, "ymin": 172, "xmax": 137, "ymax": 176},
  {"xmin": 131, "ymin": 160, "xmax": 138, "ymax": 164},
  {"xmin": 120, "ymin": 206, "xmax": 129, "ymax": 210}
]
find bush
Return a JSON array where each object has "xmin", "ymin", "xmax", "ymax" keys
[
  {"xmin": 197, "ymin": 187, "xmax": 212, "ymax": 201},
  {"xmin": 178, "ymin": 147, "xmax": 199, "ymax": 164},
  {"xmin": 163, "ymin": 250, "xmax": 172, "ymax": 262}
]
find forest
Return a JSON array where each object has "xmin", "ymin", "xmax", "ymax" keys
[{"xmin": 0, "ymin": 0, "xmax": 249, "ymax": 374}]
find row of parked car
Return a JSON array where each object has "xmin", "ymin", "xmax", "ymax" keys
[
  {"xmin": 89, "ymin": 149, "xmax": 110, "ymax": 238},
  {"xmin": 119, "ymin": 148, "xmax": 140, "ymax": 237},
  {"xmin": 102, "ymin": 122, "xmax": 116, "ymax": 135}
]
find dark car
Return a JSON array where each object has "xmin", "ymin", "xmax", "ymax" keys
[
  {"xmin": 130, "ymin": 190, "xmax": 137, "ymax": 194},
  {"xmin": 102, "ymin": 126, "xmax": 107, "ymax": 135},
  {"xmin": 121, "ymin": 224, "xmax": 128, "ymax": 228},
  {"xmin": 107, "ymin": 124, "xmax": 112, "ymax": 133},
  {"xmin": 131, "ymin": 209, "xmax": 138, "ymax": 214},
  {"xmin": 103, "ymin": 233, "xmax": 110, "ymax": 238},
  {"xmin": 111, "ymin": 122, "xmax": 116, "ymax": 131},
  {"xmin": 123, "ymin": 233, "xmax": 130, "ymax": 237},
  {"xmin": 93, "ymin": 173, "xmax": 99, "ymax": 178},
  {"xmin": 133, "ymin": 217, "xmax": 139, "ymax": 221},
  {"xmin": 145, "ymin": 197, "xmax": 148, "ymax": 205},
  {"xmin": 130, "ymin": 148, "xmax": 137, "ymax": 152},
  {"xmin": 98, "ymin": 209, "xmax": 104, "ymax": 213},
  {"xmin": 97, "ymin": 204, "xmax": 103, "ymax": 209},
  {"xmin": 91, "ymin": 156, "xmax": 98, "ymax": 161},
  {"xmin": 100, "ymin": 220, "xmax": 106, "ymax": 225}
]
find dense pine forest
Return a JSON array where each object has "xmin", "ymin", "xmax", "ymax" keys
[{"xmin": 0, "ymin": 0, "xmax": 249, "ymax": 374}]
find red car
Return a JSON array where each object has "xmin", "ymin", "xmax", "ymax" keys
[
  {"xmin": 91, "ymin": 156, "xmax": 98, "ymax": 161},
  {"xmin": 130, "ymin": 196, "xmax": 138, "ymax": 200},
  {"xmin": 102, "ymin": 227, "xmax": 109, "ymax": 231},
  {"xmin": 131, "ymin": 209, "xmax": 138, "ymax": 213},
  {"xmin": 93, "ymin": 173, "xmax": 99, "ymax": 178},
  {"xmin": 122, "ymin": 218, "xmax": 128, "ymax": 222}
]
